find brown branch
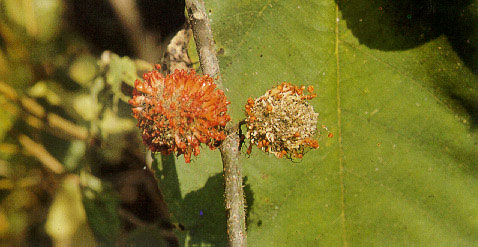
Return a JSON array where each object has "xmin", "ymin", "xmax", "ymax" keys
[
  {"xmin": 219, "ymin": 124, "xmax": 247, "ymax": 247},
  {"xmin": 186, "ymin": 0, "xmax": 223, "ymax": 88},
  {"xmin": 185, "ymin": 1, "xmax": 246, "ymax": 246}
]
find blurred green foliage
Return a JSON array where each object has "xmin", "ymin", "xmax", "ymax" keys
[{"xmin": 0, "ymin": 0, "xmax": 169, "ymax": 245}]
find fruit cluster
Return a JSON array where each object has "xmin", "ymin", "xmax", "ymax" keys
[
  {"xmin": 129, "ymin": 65, "xmax": 231, "ymax": 163},
  {"xmin": 245, "ymin": 82, "xmax": 319, "ymax": 158}
]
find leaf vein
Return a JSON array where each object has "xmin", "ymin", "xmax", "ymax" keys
[{"xmin": 335, "ymin": 3, "xmax": 348, "ymax": 247}]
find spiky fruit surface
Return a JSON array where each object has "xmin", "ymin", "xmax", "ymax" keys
[
  {"xmin": 245, "ymin": 82, "xmax": 319, "ymax": 159},
  {"xmin": 129, "ymin": 65, "xmax": 231, "ymax": 163}
]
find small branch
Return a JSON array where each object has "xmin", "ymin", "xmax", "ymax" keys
[
  {"xmin": 47, "ymin": 113, "xmax": 88, "ymax": 140},
  {"xmin": 185, "ymin": 0, "xmax": 223, "ymax": 88},
  {"xmin": 185, "ymin": 1, "xmax": 246, "ymax": 246},
  {"xmin": 19, "ymin": 134, "xmax": 65, "ymax": 174},
  {"xmin": 220, "ymin": 124, "xmax": 247, "ymax": 247}
]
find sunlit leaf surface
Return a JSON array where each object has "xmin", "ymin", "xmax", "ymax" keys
[{"xmin": 156, "ymin": 0, "xmax": 478, "ymax": 246}]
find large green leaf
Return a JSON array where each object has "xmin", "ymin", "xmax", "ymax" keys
[{"xmin": 155, "ymin": 0, "xmax": 478, "ymax": 246}]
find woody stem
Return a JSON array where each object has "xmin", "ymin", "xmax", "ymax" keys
[
  {"xmin": 219, "ymin": 124, "xmax": 247, "ymax": 247},
  {"xmin": 185, "ymin": 1, "xmax": 247, "ymax": 247}
]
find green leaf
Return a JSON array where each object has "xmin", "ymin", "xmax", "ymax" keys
[
  {"xmin": 153, "ymin": 152, "xmax": 226, "ymax": 246},
  {"xmin": 154, "ymin": 0, "xmax": 478, "ymax": 246},
  {"xmin": 3, "ymin": 0, "xmax": 63, "ymax": 41},
  {"xmin": 105, "ymin": 53, "xmax": 139, "ymax": 111},
  {"xmin": 69, "ymin": 55, "xmax": 98, "ymax": 87},
  {"xmin": 28, "ymin": 81, "xmax": 62, "ymax": 105},
  {"xmin": 187, "ymin": 36, "xmax": 201, "ymax": 72},
  {"xmin": 81, "ymin": 172, "xmax": 121, "ymax": 246},
  {"xmin": 63, "ymin": 140, "xmax": 86, "ymax": 171},
  {"xmin": 45, "ymin": 175, "xmax": 87, "ymax": 244},
  {"xmin": 124, "ymin": 226, "xmax": 168, "ymax": 247},
  {"xmin": 106, "ymin": 54, "xmax": 138, "ymax": 88},
  {"xmin": 73, "ymin": 93, "xmax": 102, "ymax": 121}
]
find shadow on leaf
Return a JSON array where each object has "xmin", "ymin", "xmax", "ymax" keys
[
  {"xmin": 155, "ymin": 153, "xmax": 254, "ymax": 246},
  {"xmin": 336, "ymin": 0, "xmax": 477, "ymax": 73},
  {"xmin": 336, "ymin": 0, "xmax": 478, "ymax": 128},
  {"xmin": 180, "ymin": 173, "xmax": 253, "ymax": 246}
]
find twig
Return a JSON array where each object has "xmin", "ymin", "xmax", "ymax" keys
[
  {"xmin": 185, "ymin": 1, "xmax": 246, "ymax": 246},
  {"xmin": 47, "ymin": 113, "xmax": 88, "ymax": 140},
  {"xmin": 219, "ymin": 124, "xmax": 247, "ymax": 247},
  {"xmin": 185, "ymin": 0, "xmax": 223, "ymax": 88},
  {"xmin": 19, "ymin": 134, "xmax": 65, "ymax": 174}
]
